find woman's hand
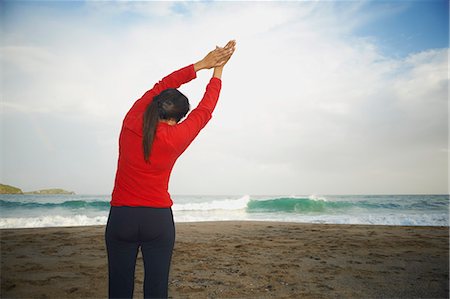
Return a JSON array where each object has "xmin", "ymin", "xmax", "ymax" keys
[
  {"xmin": 194, "ymin": 40, "xmax": 236, "ymax": 71},
  {"xmin": 215, "ymin": 40, "xmax": 236, "ymax": 67},
  {"xmin": 213, "ymin": 40, "xmax": 236, "ymax": 79}
]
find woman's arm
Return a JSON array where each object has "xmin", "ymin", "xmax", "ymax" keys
[
  {"xmin": 126, "ymin": 65, "xmax": 197, "ymax": 119},
  {"xmin": 123, "ymin": 41, "xmax": 235, "ymax": 135},
  {"xmin": 170, "ymin": 40, "xmax": 236, "ymax": 153},
  {"xmin": 127, "ymin": 42, "xmax": 235, "ymax": 119},
  {"xmin": 213, "ymin": 66, "xmax": 224, "ymax": 79},
  {"xmin": 169, "ymin": 77, "xmax": 221, "ymax": 154}
]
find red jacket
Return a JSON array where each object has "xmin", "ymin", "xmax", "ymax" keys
[{"xmin": 111, "ymin": 64, "xmax": 222, "ymax": 207}]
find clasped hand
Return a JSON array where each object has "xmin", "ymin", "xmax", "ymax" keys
[{"xmin": 195, "ymin": 40, "xmax": 236, "ymax": 71}]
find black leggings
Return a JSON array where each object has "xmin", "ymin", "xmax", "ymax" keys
[{"xmin": 105, "ymin": 206, "xmax": 175, "ymax": 299}]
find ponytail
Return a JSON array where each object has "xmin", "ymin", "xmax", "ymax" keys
[
  {"xmin": 142, "ymin": 89, "xmax": 190, "ymax": 163},
  {"xmin": 142, "ymin": 99, "xmax": 160, "ymax": 162}
]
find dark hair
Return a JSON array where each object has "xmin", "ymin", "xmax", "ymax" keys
[{"xmin": 142, "ymin": 88, "xmax": 190, "ymax": 162}]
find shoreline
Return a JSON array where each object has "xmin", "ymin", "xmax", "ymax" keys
[
  {"xmin": 1, "ymin": 221, "xmax": 449, "ymax": 298},
  {"xmin": 2, "ymin": 219, "xmax": 449, "ymax": 231}
]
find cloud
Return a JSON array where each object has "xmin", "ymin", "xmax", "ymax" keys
[{"xmin": 1, "ymin": 1, "xmax": 447, "ymax": 194}]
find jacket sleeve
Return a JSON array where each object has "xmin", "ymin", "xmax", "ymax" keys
[
  {"xmin": 126, "ymin": 64, "xmax": 197, "ymax": 120},
  {"xmin": 170, "ymin": 77, "xmax": 222, "ymax": 154}
]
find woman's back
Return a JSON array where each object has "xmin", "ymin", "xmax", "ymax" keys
[{"xmin": 111, "ymin": 65, "xmax": 222, "ymax": 208}]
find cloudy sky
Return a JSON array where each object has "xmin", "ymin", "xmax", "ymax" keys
[{"xmin": 1, "ymin": 1, "xmax": 448, "ymax": 195}]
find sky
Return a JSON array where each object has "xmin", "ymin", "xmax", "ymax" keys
[{"xmin": 0, "ymin": 0, "xmax": 448, "ymax": 195}]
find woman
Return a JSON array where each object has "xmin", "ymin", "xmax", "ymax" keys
[{"xmin": 105, "ymin": 40, "xmax": 236, "ymax": 299}]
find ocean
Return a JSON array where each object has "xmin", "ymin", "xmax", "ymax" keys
[{"xmin": 0, "ymin": 194, "xmax": 448, "ymax": 229}]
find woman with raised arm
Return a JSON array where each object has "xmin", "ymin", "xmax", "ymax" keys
[{"xmin": 105, "ymin": 40, "xmax": 236, "ymax": 299}]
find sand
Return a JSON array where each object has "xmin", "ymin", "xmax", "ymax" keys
[{"xmin": 1, "ymin": 222, "xmax": 449, "ymax": 299}]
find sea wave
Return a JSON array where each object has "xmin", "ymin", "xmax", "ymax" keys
[
  {"xmin": 0, "ymin": 194, "xmax": 448, "ymax": 228},
  {"xmin": 0, "ymin": 215, "xmax": 108, "ymax": 228},
  {"xmin": 1, "ymin": 195, "xmax": 447, "ymax": 213},
  {"xmin": 246, "ymin": 196, "xmax": 449, "ymax": 213},
  {"xmin": 247, "ymin": 197, "xmax": 351, "ymax": 213},
  {"xmin": 0, "ymin": 199, "xmax": 110, "ymax": 209},
  {"xmin": 1, "ymin": 211, "xmax": 447, "ymax": 228},
  {"xmin": 173, "ymin": 195, "xmax": 250, "ymax": 211}
]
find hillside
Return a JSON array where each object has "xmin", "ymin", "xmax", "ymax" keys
[
  {"xmin": 0, "ymin": 184, "xmax": 23, "ymax": 194},
  {"xmin": 24, "ymin": 189, "xmax": 75, "ymax": 195},
  {"xmin": 0, "ymin": 184, "xmax": 75, "ymax": 195}
]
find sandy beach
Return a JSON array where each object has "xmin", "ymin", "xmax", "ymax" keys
[{"xmin": 1, "ymin": 221, "xmax": 448, "ymax": 298}]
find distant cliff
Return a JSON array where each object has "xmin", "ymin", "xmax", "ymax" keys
[
  {"xmin": 0, "ymin": 184, "xmax": 23, "ymax": 194},
  {"xmin": 0, "ymin": 184, "xmax": 75, "ymax": 195},
  {"xmin": 24, "ymin": 189, "xmax": 75, "ymax": 195}
]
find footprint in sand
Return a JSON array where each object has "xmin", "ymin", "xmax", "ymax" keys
[{"xmin": 66, "ymin": 287, "xmax": 78, "ymax": 294}]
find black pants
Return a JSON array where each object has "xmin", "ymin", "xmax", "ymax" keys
[{"xmin": 105, "ymin": 206, "xmax": 175, "ymax": 299}]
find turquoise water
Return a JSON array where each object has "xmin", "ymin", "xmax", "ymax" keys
[{"xmin": 0, "ymin": 194, "xmax": 448, "ymax": 228}]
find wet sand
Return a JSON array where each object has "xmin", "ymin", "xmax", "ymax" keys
[{"xmin": 1, "ymin": 222, "xmax": 449, "ymax": 298}]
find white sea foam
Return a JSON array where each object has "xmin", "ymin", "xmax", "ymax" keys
[
  {"xmin": 0, "ymin": 215, "xmax": 108, "ymax": 229},
  {"xmin": 308, "ymin": 194, "xmax": 328, "ymax": 201},
  {"xmin": 241, "ymin": 213, "xmax": 449, "ymax": 226},
  {"xmin": 172, "ymin": 195, "xmax": 250, "ymax": 211},
  {"xmin": 0, "ymin": 210, "xmax": 447, "ymax": 228}
]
